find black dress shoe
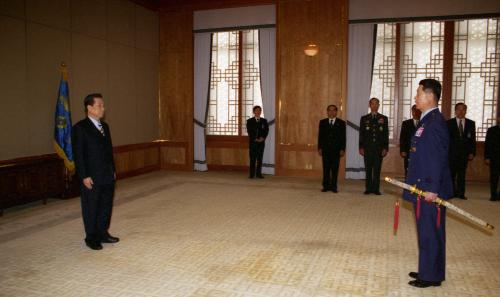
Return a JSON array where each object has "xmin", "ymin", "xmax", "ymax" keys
[
  {"xmin": 409, "ymin": 272, "xmax": 418, "ymax": 279},
  {"xmin": 490, "ymin": 197, "xmax": 498, "ymax": 201},
  {"xmin": 101, "ymin": 235, "xmax": 120, "ymax": 243},
  {"xmin": 256, "ymin": 175, "xmax": 264, "ymax": 179},
  {"xmin": 373, "ymin": 191, "xmax": 382, "ymax": 195},
  {"xmin": 321, "ymin": 188, "xmax": 329, "ymax": 192},
  {"xmin": 364, "ymin": 191, "xmax": 371, "ymax": 195},
  {"xmin": 85, "ymin": 239, "xmax": 103, "ymax": 250},
  {"xmin": 249, "ymin": 176, "xmax": 254, "ymax": 179},
  {"xmin": 408, "ymin": 279, "xmax": 441, "ymax": 288},
  {"xmin": 331, "ymin": 189, "xmax": 338, "ymax": 193},
  {"xmin": 459, "ymin": 195, "xmax": 467, "ymax": 200}
]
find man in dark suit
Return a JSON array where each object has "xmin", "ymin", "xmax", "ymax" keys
[
  {"xmin": 447, "ymin": 103, "xmax": 476, "ymax": 199},
  {"xmin": 72, "ymin": 93, "xmax": 119, "ymax": 250},
  {"xmin": 485, "ymin": 112, "xmax": 500, "ymax": 201},
  {"xmin": 359, "ymin": 98, "xmax": 389, "ymax": 195},
  {"xmin": 246, "ymin": 105, "xmax": 269, "ymax": 179},
  {"xmin": 400, "ymin": 105, "xmax": 421, "ymax": 177},
  {"xmin": 403, "ymin": 79, "xmax": 453, "ymax": 288},
  {"xmin": 317, "ymin": 105, "xmax": 346, "ymax": 193}
]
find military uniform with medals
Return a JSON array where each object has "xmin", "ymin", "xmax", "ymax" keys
[
  {"xmin": 359, "ymin": 112, "xmax": 389, "ymax": 193},
  {"xmin": 403, "ymin": 107, "xmax": 453, "ymax": 284}
]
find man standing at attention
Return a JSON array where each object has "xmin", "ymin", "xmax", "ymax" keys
[
  {"xmin": 246, "ymin": 105, "xmax": 269, "ymax": 179},
  {"xmin": 400, "ymin": 105, "xmax": 421, "ymax": 178},
  {"xmin": 403, "ymin": 79, "xmax": 453, "ymax": 288},
  {"xmin": 447, "ymin": 103, "xmax": 476, "ymax": 199},
  {"xmin": 318, "ymin": 105, "xmax": 346, "ymax": 193},
  {"xmin": 72, "ymin": 94, "xmax": 119, "ymax": 250},
  {"xmin": 359, "ymin": 98, "xmax": 389, "ymax": 195},
  {"xmin": 485, "ymin": 112, "xmax": 500, "ymax": 201}
]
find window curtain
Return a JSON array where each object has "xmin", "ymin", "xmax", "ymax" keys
[
  {"xmin": 193, "ymin": 32, "xmax": 212, "ymax": 171},
  {"xmin": 259, "ymin": 28, "xmax": 276, "ymax": 175},
  {"xmin": 346, "ymin": 23, "xmax": 376, "ymax": 179}
]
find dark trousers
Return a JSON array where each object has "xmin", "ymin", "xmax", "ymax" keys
[
  {"xmin": 404, "ymin": 157, "xmax": 409, "ymax": 179},
  {"xmin": 415, "ymin": 201, "xmax": 446, "ymax": 282},
  {"xmin": 80, "ymin": 182, "xmax": 115, "ymax": 241},
  {"xmin": 249, "ymin": 141, "xmax": 265, "ymax": 177},
  {"xmin": 364, "ymin": 148, "xmax": 383, "ymax": 192},
  {"xmin": 449, "ymin": 156, "xmax": 468, "ymax": 196},
  {"xmin": 322, "ymin": 151, "xmax": 340, "ymax": 190},
  {"xmin": 490, "ymin": 161, "xmax": 500, "ymax": 198}
]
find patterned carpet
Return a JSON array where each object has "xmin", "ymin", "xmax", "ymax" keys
[{"xmin": 0, "ymin": 171, "xmax": 499, "ymax": 297}]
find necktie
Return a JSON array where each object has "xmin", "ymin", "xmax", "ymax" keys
[
  {"xmin": 330, "ymin": 119, "xmax": 333, "ymax": 126},
  {"xmin": 459, "ymin": 119, "xmax": 464, "ymax": 138},
  {"xmin": 415, "ymin": 119, "xmax": 419, "ymax": 127},
  {"xmin": 98, "ymin": 123, "xmax": 105, "ymax": 136}
]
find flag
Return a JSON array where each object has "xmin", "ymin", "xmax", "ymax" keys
[{"xmin": 53, "ymin": 65, "xmax": 74, "ymax": 172}]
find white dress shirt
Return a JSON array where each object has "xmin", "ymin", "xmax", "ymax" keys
[{"xmin": 329, "ymin": 117, "xmax": 336, "ymax": 126}]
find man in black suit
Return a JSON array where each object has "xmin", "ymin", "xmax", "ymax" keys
[
  {"xmin": 447, "ymin": 103, "xmax": 476, "ymax": 199},
  {"xmin": 246, "ymin": 106, "xmax": 269, "ymax": 178},
  {"xmin": 318, "ymin": 105, "xmax": 346, "ymax": 192},
  {"xmin": 72, "ymin": 93, "xmax": 119, "ymax": 250},
  {"xmin": 400, "ymin": 105, "xmax": 421, "ymax": 178},
  {"xmin": 359, "ymin": 98, "xmax": 389, "ymax": 195},
  {"xmin": 485, "ymin": 112, "xmax": 500, "ymax": 201}
]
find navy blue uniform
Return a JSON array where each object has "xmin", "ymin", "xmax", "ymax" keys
[
  {"xmin": 485, "ymin": 125, "xmax": 500, "ymax": 200},
  {"xmin": 403, "ymin": 108, "xmax": 453, "ymax": 283}
]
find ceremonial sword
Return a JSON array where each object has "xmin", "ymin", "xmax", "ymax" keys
[{"xmin": 385, "ymin": 177, "xmax": 495, "ymax": 231}]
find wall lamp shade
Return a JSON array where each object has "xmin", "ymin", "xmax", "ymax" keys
[{"xmin": 304, "ymin": 44, "xmax": 318, "ymax": 56}]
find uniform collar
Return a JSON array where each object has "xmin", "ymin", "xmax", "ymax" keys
[{"xmin": 420, "ymin": 107, "xmax": 439, "ymax": 121}]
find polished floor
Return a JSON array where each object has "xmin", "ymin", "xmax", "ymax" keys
[{"xmin": 0, "ymin": 171, "xmax": 499, "ymax": 297}]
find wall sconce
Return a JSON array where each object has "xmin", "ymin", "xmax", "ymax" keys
[{"xmin": 304, "ymin": 44, "xmax": 319, "ymax": 57}]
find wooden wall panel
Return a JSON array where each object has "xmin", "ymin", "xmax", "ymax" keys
[
  {"xmin": 114, "ymin": 143, "xmax": 161, "ymax": 178},
  {"xmin": 1, "ymin": 1, "xmax": 160, "ymax": 160},
  {"xmin": 206, "ymin": 148, "xmax": 248, "ymax": 168},
  {"xmin": 159, "ymin": 8, "xmax": 193, "ymax": 171},
  {"xmin": 161, "ymin": 147, "xmax": 186, "ymax": 166},
  {"xmin": 276, "ymin": 0, "xmax": 348, "ymax": 176}
]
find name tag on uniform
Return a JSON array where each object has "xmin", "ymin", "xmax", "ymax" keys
[{"xmin": 415, "ymin": 127, "xmax": 424, "ymax": 137}]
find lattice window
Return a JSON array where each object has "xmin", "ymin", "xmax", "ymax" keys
[
  {"xmin": 207, "ymin": 30, "xmax": 263, "ymax": 136},
  {"xmin": 401, "ymin": 21, "xmax": 444, "ymax": 117},
  {"xmin": 370, "ymin": 23, "xmax": 397, "ymax": 139},
  {"xmin": 452, "ymin": 18, "xmax": 500, "ymax": 141},
  {"xmin": 242, "ymin": 30, "xmax": 263, "ymax": 129}
]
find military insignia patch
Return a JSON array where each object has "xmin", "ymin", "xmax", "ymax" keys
[{"xmin": 56, "ymin": 116, "xmax": 67, "ymax": 129}]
